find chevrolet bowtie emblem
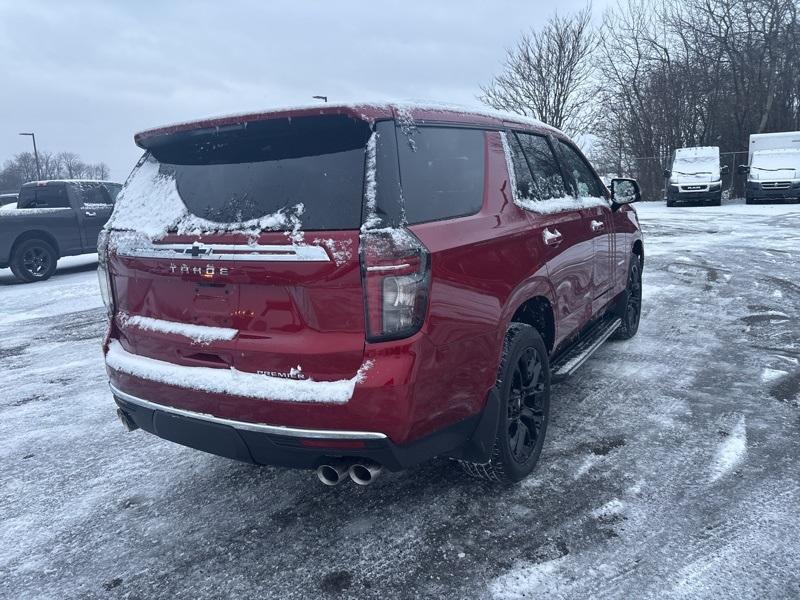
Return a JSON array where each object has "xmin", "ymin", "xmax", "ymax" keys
[{"xmin": 186, "ymin": 244, "xmax": 209, "ymax": 257}]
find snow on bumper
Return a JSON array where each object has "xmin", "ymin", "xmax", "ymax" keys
[{"xmin": 104, "ymin": 340, "xmax": 370, "ymax": 404}]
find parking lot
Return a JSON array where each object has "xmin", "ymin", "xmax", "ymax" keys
[{"xmin": 1, "ymin": 200, "xmax": 799, "ymax": 599}]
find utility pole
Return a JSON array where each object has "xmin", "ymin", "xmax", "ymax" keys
[{"xmin": 19, "ymin": 132, "xmax": 42, "ymax": 180}]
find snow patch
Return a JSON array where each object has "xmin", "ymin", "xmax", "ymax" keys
[
  {"xmin": 489, "ymin": 557, "xmax": 570, "ymax": 599},
  {"xmin": 105, "ymin": 340, "xmax": 371, "ymax": 404},
  {"xmin": 761, "ymin": 368, "xmax": 788, "ymax": 383},
  {"xmin": 312, "ymin": 237, "xmax": 353, "ymax": 266},
  {"xmin": 118, "ymin": 313, "xmax": 237, "ymax": 344},
  {"xmin": 592, "ymin": 498, "xmax": 626, "ymax": 520},
  {"xmin": 709, "ymin": 415, "xmax": 747, "ymax": 482},
  {"xmin": 361, "ymin": 131, "xmax": 381, "ymax": 231}
]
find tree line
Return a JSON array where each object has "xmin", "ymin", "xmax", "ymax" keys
[
  {"xmin": 0, "ymin": 151, "xmax": 110, "ymax": 193},
  {"xmin": 482, "ymin": 0, "xmax": 800, "ymax": 199}
]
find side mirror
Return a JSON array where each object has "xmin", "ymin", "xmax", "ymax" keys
[
  {"xmin": 663, "ymin": 169, "xmax": 672, "ymax": 178},
  {"xmin": 737, "ymin": 164, "xmax": 749, "ymax": 175},
  {"xmin": 611, "ymin": 178, "xmax": 641, "ymax": 209},
  {"xmin": 721, "ymin": 165, "xmax": 730, "ymax": 175}
]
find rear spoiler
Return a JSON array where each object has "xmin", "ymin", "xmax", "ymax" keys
[{"xmin": 134, "ymin": 105, "xmax": 389, "ymax": 150}]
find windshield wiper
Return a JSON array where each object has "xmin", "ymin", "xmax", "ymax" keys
[
  {"xmin": 751, "ymin": 166, "xmax": 792, "ymax": 171},
  {"xmin": 672, "ymin": 170, "xmax": 712, "ymax": 175}
]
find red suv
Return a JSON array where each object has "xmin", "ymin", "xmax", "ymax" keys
[{"xmin": 100, "ymin": 104, "xmax": 643, "ymax": 485}]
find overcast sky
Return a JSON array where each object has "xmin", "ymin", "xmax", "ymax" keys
[{"xmin": 0, "ymin": 0, "xmax": 608, "ymax": 181}]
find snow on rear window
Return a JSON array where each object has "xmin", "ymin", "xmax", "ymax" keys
[
  {"xmin": 107, "ymin": 115, "xmax": 372, "ymax": 244},
  {"xmin": 105, "ymin": 155, "xmax": 305, "ymax": 245}
]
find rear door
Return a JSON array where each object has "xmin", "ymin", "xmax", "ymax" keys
[
  {"xmin": 17, "ymin": 184, "xmax": 83, "ymax": 254},
  {"xmin": 108, "ymin": 115, "xmax": 372, "ymax": 383},
  {"xmin": 554, "ymin": 139, "xmax": 615, "ymax": 314},
  {"xmin": 507, "ymin": 131, "xmax": 594, "ymax": 346},
  {"xmin": 69, "ymin": 182, "xmax": 114, "ymax": 251}
]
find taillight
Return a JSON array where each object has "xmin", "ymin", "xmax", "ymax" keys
[
  {"xmin": 97, "ymin": 230, "xmax": 115, "ymax": 317},
  {"xmin": 360, "ymin": 228, "xmax": 430, "ymax": 342}
]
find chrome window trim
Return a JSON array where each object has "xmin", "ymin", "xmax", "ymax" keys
[
  {"xmin": 110, "ymin": 384, "xmax": 388, "ymax": 440},
  {"xmin": 117, "ymin": 243, "xmax": 330, "ymax": 262}
]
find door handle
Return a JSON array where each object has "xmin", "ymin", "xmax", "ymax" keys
[
  {"xmin": 84, "ymin": 211, "xmax": 97, "ymax": 217},
  {"xmin": 543, "ymin": 228, "xmax": 563, "ymax": 246},
  {"xmin": 590, "ymin": 220, "xmax": 604, "ymax": 232}
]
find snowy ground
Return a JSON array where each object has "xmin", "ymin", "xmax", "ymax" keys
[{"xmin": 2, "ymin": 201, "xmax": 799, "ymax": 599}]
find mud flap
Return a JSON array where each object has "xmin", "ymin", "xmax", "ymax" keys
[{"xmin": 455, "ymin": 389, "xmax": 500, "ymax": 463}]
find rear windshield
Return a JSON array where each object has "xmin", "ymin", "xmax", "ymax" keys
[{"xmin": 147, "ymin": 115, "xmax": 371, "ymax": 230}]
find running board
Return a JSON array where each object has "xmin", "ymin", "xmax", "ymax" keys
[{"xmin": 550, "ymin": 318, "xmax": 621, "ymax": 382}]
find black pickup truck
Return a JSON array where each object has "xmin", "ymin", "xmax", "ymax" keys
[{"xmin": 0, "ymin": 179, "xmax": 122, "ymax": 283}]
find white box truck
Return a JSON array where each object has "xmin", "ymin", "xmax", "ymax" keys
[
  {"xmin": 739, "ymin": 131, "xmax": 800, "ymax": 204},
  {"xmin": 664, "ymin": 146, "xmax": 726, "ymax": 207}
]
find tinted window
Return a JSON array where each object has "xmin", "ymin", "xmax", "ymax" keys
[
  {"xmin": 511, "ymin": 133, "xmax": 568, "ymax": 202},
  {"xmin": 148, "ymin": 115, "xmax": 371, "ymax": 230},
  {"xmin": 18, "ymin": 185, "xmax": 70, "ymax": 208},
  {"xmin": 396, "ymin": 126, "xmax": 485, "ymax": 224},
  {"xmin": 556, "ymin": 140, "xmax": 605, "ymax": 198},
  {"xmin": 74, "ymin": 182, "xmax": 112, "ymax": 206}
]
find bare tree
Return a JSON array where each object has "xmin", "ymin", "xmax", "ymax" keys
[
  {"xmin": 57, "ymin": 152, "xmax": 87, "ymax": 179},
  {"xmin": 0, "ymin": 151, "xmax": 113, "ymax": 192},
  {"xmin": 590, "ymin": 0, "xmax": 800, "ymax": 199},
  {"xmin": 480, "ymin": 5, "xmax": 597, "ymax": 135}
]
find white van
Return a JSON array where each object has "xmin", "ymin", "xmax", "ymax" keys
[
  {"xmin": 740, "ymin": 132, "xmax": 800, "ymax": 204},
  {"xmin": 664, "ymin": 147, "xmax": 726, "ymax": 207}
]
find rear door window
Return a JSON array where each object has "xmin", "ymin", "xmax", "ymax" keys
[
  {"xmin": 74, "ymin": 183, "xmax": 112, "ymax": 206},
  {"xmin": 18, "ymin": 185, "xmax": 70, "ymax": 208},
  {"xmin": 396, "ymin": 126, "xmax": 485, "ymax": 224},
  {"xmin": 555, "ymin": 140, "xmax": 605, "ymax": 198},
  {"xmin": 510, "ymin": 132, "xmax": 569, "ymax": 202}
]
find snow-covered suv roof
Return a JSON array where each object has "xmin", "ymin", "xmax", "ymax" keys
[{"xmin": 134, "ymin": 102, "xmax": 563, "ymax": 148}]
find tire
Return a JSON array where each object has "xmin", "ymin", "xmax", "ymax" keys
[
  {"xmin": 10, "ymin": 239, "xmax": 58, "ymax": 283},
  {"xmin": 460, "ymin": 323, "xmax": 550, "ymax": 483},
  {"xmin": 666, "ymin": 199, "xmax": 675, "ymax": 207},
  {"xmin": 613, "ymin": 253, "xmax": 642, "ymax": 340}
]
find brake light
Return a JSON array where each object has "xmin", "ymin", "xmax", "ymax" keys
[
  {"xmin": 97, "ymin": 230, "xmax": 115, "ymax": 318},
  {"xmin": 360, "ymin": 228, "xmax": 430, "ymax": 342}
]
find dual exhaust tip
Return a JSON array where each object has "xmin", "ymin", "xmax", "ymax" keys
[{"xmin": 317, "ymin": 459, "xmax": 383, "ymax": 486}]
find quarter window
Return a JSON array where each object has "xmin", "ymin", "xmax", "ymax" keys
[{"xmin": 396, "ymin": 126, "xmax": 485, "ymax": 224}]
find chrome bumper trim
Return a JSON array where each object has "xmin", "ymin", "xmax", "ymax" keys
[
  {"xmin": 118, "ymin": 242, "xmax": 331, "ymax": 262},
  {"xmin": 109, "ymin": 383, "xmax": 387, "ymax": 440}
]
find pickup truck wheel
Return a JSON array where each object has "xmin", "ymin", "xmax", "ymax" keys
[
  {"xmin": 613, "ymin": 254, "xmax": 642, "ymax": 340},
  {"xmin": 460, "ymin": 323, "xmax": 550, "ymax": 483},
  {"xmin": 10, "ymin": 239, "xmax": 58, "ymax": 283}
]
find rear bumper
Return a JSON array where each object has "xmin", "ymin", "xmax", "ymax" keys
[{"xmin": 112, "ymin": 384, "xmax": 481, "ymax": 471}]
